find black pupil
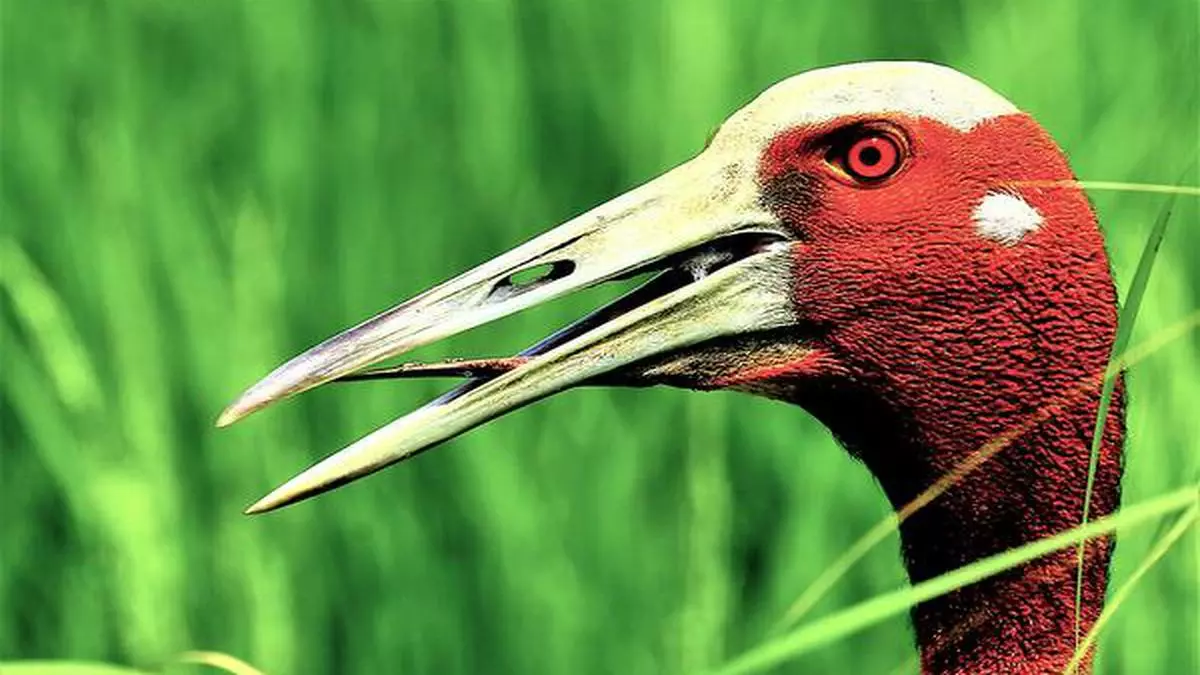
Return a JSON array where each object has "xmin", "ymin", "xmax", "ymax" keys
[{"xmin": 857, "ymin": 144, "xmax": 882, "ymax": 166}]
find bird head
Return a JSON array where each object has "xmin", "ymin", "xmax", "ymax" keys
[{"xmin": 220, "ymin": 61, "xmax": 1117, "ymax": 514}]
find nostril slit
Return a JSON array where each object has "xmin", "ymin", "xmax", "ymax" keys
[{"xmin": 492, "ymin": 260, "xmax": 576, "ymax": 298}]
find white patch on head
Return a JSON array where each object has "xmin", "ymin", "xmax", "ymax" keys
[
  {"xmin": 709, "ymin": 61, "xmax": 1020, "ymax": 153},
  {"xmin": 973, "ymin": 192, "xmax": 1044, "ymax": 245}
]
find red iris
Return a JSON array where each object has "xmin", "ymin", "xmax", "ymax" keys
[{"xmin": 844, "ymin": 134, "xmax": 901, "ymax": 181}]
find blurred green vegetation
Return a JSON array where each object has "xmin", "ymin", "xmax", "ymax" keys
[{"xmin": 2, "ymin": 0, "xmax": 1198, "ymax": 673}]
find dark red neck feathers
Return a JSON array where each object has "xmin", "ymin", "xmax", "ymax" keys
[
  {"xmin": 761, "ymin": 115, "xmax": 1125, "ymax": 672},
  {"xmin": 799, "ymin": 376, "xmax": 1124, "ymax": 673}
]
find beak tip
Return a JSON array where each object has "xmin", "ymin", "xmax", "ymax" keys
[
  {"xmin": 215, "ymin": 406, "xmax": 243, "ymax": 428},
  {"xmin": 243, "ymin": 497, "xmax": 275, "ymax": 516},
  {"xmin": 216, "ymin": 388, "xmax": 273, "ymax": 428},
  {"xmin": 244, "ymin": 483, "xmax": 299, "ymax": 515},
  {"xmin": 217, "ymin": 359, "xmax": 319, "ymax": 429},
  {"xmin": 243, "ymin": 464, "xmax": 337, "ymax": 516}
]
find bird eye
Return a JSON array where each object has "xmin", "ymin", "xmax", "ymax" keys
[{"xmin": 833, "ymin": 132, "xmax": 903, "ymax": 183}]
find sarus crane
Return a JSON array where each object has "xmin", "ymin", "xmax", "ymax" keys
[{"xmin": 219, "ymin": 61, "xmax": 1124, "ymax": 673}]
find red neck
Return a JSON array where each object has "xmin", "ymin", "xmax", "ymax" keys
[
  {"xmin": 803, "ymin": 377, "xmax": 1123, "ymax": 672},
  {"xmin": 786, "ymin": 332, "xmax": 1124, "ymax": 673}
]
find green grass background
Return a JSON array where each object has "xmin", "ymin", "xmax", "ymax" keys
[{"xmin": 2, "ymin": 0, "xmax": 1198, "ymax": 673}]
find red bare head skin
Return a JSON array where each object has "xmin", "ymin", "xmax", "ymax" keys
[{"xmin": 721, "ymin": 112, "xmax": 1121, "ymax": 672}]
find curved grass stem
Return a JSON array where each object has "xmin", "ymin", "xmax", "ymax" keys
[{"xmin": 713, "ymin": 485, "xmax": 1199, "ymax": 675}]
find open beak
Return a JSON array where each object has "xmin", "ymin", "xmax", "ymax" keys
[{"xmin": 219, "ymin": 150, "xmax": 800, "ymax": 514}]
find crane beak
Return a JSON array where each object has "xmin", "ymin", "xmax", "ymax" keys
[{"xmin": 220, "ymin": 151, "xmax": 800, "ymax": 514}]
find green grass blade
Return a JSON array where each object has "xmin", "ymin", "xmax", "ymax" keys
[
  {"xmin": 711, "ymin": 484, "xmax": 1198, "ymax": 675},
  {"xmin": 1065, "ymin": 503, "xmax": 1200, "ymax": 673},
  {"xmin": 1074, "ymin": 192, "xmax": 1179, "ymax": 644},
  {"xmin": 0, "ymin": 236, "xmax": 102, "ymax": 415},
  {"xmin": 1072, "ymin": 181, "xmax": 1200, "ymax": 196},
  {"xmin": 0, "ymin": 664, "xmax": 151, "ymax": 675},
  {"xmin": 1012, "ymin": 180, "xmax": 1200, "ymax": 197},
  {"xmin": 0, "ymin": 651, "xmax": 265, "ymax": 675}
]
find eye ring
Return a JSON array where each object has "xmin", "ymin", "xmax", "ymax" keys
[{"xmin": 831, "ymin": 131, "xmax": 905, "ymax": 183}]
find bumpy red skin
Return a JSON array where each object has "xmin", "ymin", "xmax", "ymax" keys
[{"xmin": 750, "ymin": 115, "xmax": 1124, "ymax": 673}]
